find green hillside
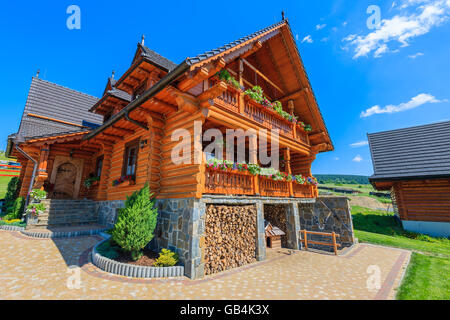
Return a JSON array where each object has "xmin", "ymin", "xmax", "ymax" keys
[{"xmin": 314, "ymin": 174, "xmax": 370, "ymax": 185}]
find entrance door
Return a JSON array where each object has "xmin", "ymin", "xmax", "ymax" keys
[{"xmin": 52, "ymin": 162, "xmax": 77, "ymax": 199}]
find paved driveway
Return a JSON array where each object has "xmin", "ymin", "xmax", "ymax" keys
[{"xmin": 0, "ymin": 230, "xmax": 410, "ymax": 300}]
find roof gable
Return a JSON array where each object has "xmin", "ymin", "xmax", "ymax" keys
[
  {"xmin": 132, "ymin": 43, "xmax": 177, "ymax": 72},
  {"xmin": 17, "ymin": 77, "xmax": 102, "ymax": 138},
  {"xmin": 368, "ymin": 121, "xmax": 450, "ymax": 180}
]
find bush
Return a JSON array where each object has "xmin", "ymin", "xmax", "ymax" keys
[
  {"xmin": 154, "ymin": 249, "xmax": 179, "ymax": 267},
  {"xmin": 2, "ymin": 177, "xmax": 21, "ymax": 213},
  {"xmin": 9, "ymin": 197, "xmax": 25, "ymax": 220},
  {"xmin": 97, "ymin": 240, "xmax": 120, "ymax": 260},
  {"xmin": 111, "ymin": 184, "xmax": 158, "ymax": 261}
]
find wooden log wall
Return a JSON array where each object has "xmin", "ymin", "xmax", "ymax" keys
[
  {"xmin": 159, "ymin": 109, "xmax": 205, "ymax": 199},
  {"xmin": 290, "ymin": 153, "xmax": 314, "ymax": 176},
  {"xmin": 393, "ymin": 179, "xmax": 450, "ymax": 222}
]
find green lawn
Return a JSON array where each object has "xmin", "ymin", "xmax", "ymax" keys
[
  {"xmin": 351, "ymin": 205, "xmax": 450, "ymax": 300},
  {"xmin": 0, "ymin": 176, "xmax": 13, "ymax": 199}
]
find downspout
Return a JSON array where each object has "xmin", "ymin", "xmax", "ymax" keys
[{"xmin": 14, "ymin": 144, "xmax": 38, "ymax": 218}]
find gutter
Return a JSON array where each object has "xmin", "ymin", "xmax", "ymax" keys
[
  {"xmin": 84, "ymin": 60, "xmax": 189, "ymax": 141},
  {"xmin": 14, "ymin": 143, "xmax": 38, "ymax": 216}
]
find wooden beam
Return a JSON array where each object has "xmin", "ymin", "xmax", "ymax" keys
[
  {"xmin": 242, "ymin": 58, "xmax": 285, "ymax": 95},
  {"xmin": 111, "ymin": 126, "xmax": 135, "ymax": 135},
  {"xmin": 177, "ymin": 67, "xmax": 209, "ymax": 91},
  {"xmin": 241, "ymin": 41, "xmax": 263, "ymax": 59},
  {"xmin": 279, "ymin": 88, "xmax": 308, "ymax": 102}
]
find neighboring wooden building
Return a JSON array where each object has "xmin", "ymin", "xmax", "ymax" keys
[
  {"xmin": 6, "ymin": 18, "xmax": 336, "ymax": 278},
  {"xmin": 368, "ymin": 121, "xmax": 450, "ymax": 237}
]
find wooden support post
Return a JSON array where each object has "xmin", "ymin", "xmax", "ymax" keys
[
  {"xmin": 303, "ymin": 230, "xmax": 308, "ymax": 251},
  {"xmin": 238, "ymin": 59, "xmax": 245, "ymax": 114},
  {"xmin": 284, "ymin": 148, "xmax": 294, "ymax": 197},
  {"xmin": 332, "ymin": 232, "xmax": 338, "ymax": 255}
]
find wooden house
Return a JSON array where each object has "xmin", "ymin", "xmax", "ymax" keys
[
  {"xmin": 6, "ymin": 18, "xmax": 334, "ymax": 278},
  {"xmin": 368, "ymin": 121, "xmax": 450, "ymax": 237}
]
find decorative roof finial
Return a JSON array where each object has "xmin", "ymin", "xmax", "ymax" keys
[
  {"xmin": 282, "ymin": 11, "xmax": 285, "ymax": 21},
  {"xmin": 36, "ymin": 69, "xmax": 40, "ymax": 78},
  {"xmin": 111, "ymin": 70, "xmax": 115, "ymax": 79},
  {"xmin": 141, "ymin": 34, "xmax": 145, "ymax": 46}
]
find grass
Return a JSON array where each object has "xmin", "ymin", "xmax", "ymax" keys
[
  {"xmin": 351, "ymin": 205, "xmax": 450, "ymax": 299},
  {"xmin": 321, "ymin": 183, "xmax": 392, "ymax": 204},
  {"xmin": 396, "ymin": 253, "xmax": 450, "ymax": 300},
  {"xmin": 0, "ymin": 176, "xmax": 13, "ymax": 199}
]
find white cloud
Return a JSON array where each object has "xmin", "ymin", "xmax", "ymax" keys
[
  {"xmin": 343, "ymin": 0, "xmax": 450, "ymax": 58},
  {"xmin": 408, "ymin": 52, "xmax": 424, "ymax": 58},
  {"xmin": 321, "ymin": 37, "xmax": 330, "ymax": 42},
  {"xmin": 350, "ymin": 141, "xmax": 369, "ymax": 147},
  {"xmin": 353, "ymin": 155, "xmax": 363, "ymax": 162},
  {"xmin": 302, "ymin": 35, "xmax": 313, "ymax": 43},
  {"xmin": 316, "ymin": 24, "xmax": 327, "ymax": 30},
  {"xmin": 334, "ymin": 157, "xmax": 340, "ymax": 161},
  {"xmin": 343, "ymin": 21, "xmax": 348, "ymax": 26},
  {"xmin": 361, "ymin": 93, "xmax": 445, "ymax": 117}
]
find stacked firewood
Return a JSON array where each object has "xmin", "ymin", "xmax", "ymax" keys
[{"xmin": 204, "ymin": 204, "xmax": 257, "ymax": 275}]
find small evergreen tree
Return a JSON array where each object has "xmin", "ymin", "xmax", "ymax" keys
[
  {"xmin": 10, "ymin": 197, "xmax": 25, "ymax": 219},
  {"xmin": 2, "ymin": 177, "xmax": 21, "ymax": 214},
  {"xmin": 111, "ymin": 184, "xmax": 158, "ymax": 261}
]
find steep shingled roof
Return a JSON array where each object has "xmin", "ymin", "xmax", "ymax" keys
[
  {"xmin": 17, "ymin": 77, "xmax": 102, "ymax": 138},
  {"xmin": 138, "ymin": 44, "xmax": 178, "ymax": 72},
  {"xmin": 368, "ymin": 121, "xmax": 450, "ymax": 181}
]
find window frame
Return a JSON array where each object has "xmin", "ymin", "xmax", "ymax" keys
[{"xmin": 122, "ymin": 139, "xmax": 140, "ymax": 177}]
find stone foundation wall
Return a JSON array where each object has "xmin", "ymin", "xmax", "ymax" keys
[
  {"xmin": 298, "ymin": 196, "xmax": 355, "ymax": 252},
  {"xmin": 95, "ymin": 200, "xmax": 125, "ymax": 227},
  {"xmin": 152, "ymin": 198, "xmax": 205, "ymax": 279}
]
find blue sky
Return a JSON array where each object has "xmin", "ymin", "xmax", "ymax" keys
[{"xmin": 0, "ymin": 0, "xmax": 449, "ymax": 176}]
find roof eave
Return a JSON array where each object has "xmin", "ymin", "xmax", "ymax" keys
[{"xmin": 84, "ymin": 60, "xmax": 190, "ymax": 141}]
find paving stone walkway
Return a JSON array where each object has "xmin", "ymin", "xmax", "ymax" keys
[{"xmin": 0, "ymin": 230, "xmax": 410, "ymax": 300}]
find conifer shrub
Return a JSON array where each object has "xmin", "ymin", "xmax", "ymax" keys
[
  {"xmin": 111, "ymin": 184, "xmax": 158, "ymax": 261},
  {"xmin": 154, "ymin": 249, "xmax": 179, "ymax": 267},
  {"xmin": 2, "ymin": 177, "xmax": 21, "ymax": 214}
]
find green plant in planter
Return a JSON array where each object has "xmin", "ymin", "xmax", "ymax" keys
[
  {"xmin": 154, "ymin": 249, "xmax": 179, "ymax": 267},
  {"xmin": 2, "ymin": 177, "xmax": 21, "ymax": 214},
  {"xmin": 29, "ymin": 189, "xmax": 47, "ymax": 201},
  {"xmin": 217, "ymin": 69, "xmax": 241, "ymax": 90},
  {"xmin": 111, "ymin": 183, "xmax": 158, "ymax": 261},
  {"xmin": 84, "ymin": 176, "xmax": 100, "ymax": 189},
  {"xmin": 26, "ymin": 203, "xmax": 46, "ymax": 217}
]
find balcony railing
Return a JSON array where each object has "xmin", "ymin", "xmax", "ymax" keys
[
  {"xmin": 210, "ymin": 80, "xmax": 309, "ymax": 146},
  {"xmin": 204, "ymin": 166, "xmax": 317, "ymax": 198}
]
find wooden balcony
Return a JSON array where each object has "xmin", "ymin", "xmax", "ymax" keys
[
  {"xmin": 204, "ymin": 167, "xmax": 317, "ymax": 198},
  {"xmin": 211, "ymin": 81, "xmax": 309, "ymax": 146}
]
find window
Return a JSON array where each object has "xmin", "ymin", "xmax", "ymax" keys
[
  {"xmin": 123, "ymin": 140, "xmax": 139, "ymax": 176},
  {"xmin": 95, "ymin": 156, "xmax": 104, "ymax": 178}
]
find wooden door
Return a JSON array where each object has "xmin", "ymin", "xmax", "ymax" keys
[{"xmin": 52, "ymin": 162, "xmax": 77, "ymax": 199}]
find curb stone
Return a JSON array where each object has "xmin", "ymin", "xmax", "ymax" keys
[{"xmin": 91, "ymin": 238, "xmax": 184, "ymax": 278}]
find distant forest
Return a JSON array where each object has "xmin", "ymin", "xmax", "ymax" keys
[{"xmin": 314, "ymin": 174, "xmax": 370, "ymax": 185}]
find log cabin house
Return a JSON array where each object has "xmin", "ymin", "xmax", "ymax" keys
[
  {"xmin": 368, "ymin": 121, "xmax": 450, "ymax": 237},
  {"xmin": 6, "ymin": 18, "xmax": 334, "ymax": 278}
]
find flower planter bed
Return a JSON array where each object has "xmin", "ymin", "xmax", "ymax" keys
[{"xmin": 91, "ymin": 239, "xmax": 184, "ymax": 278}]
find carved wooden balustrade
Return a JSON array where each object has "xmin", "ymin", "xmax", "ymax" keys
[
  {"xmin": 209, "ymin": 80, "xmax": 309, "ymax": 146},
  {"xmin": 204, "ymin": 166, "xmax": 317, "ymax": 198}
]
